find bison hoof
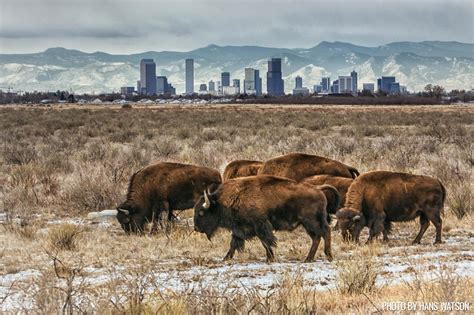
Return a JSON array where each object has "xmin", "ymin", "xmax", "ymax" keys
[
  {"xmin": 411, "ymin": 240, "xmax": 421, "ymax": 245},
  {"xmin": 433, "ymin": 240, "xmax": 443, "ymax": 245},
  {"xmin": 326, "ymin": 255, "xmax": 334, "ymax": 262},
  {"xmin": 223, "ymin": 256, "xmax": 232, "ymax": 262}
]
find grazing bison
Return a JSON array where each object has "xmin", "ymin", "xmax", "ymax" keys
[
  {"xmin": 336, "ymin": 171, "xmax": 446, "ymax": 244},
  {"xmin": 116, "ymin": 162, "xmax": 222, "ymax": 233},
  {"xmin": 303, "ymin": 175, "xmax": 354, "ymax": 210},
  {"xmin": 222, "ymin": 160, "xmax": 263, "ymax": 181},
  {"xmin": 258, "ymin": 153, "xmax": 359, "ymax": 181},
  {"xmin": 193, "ymin": 175, "xmax": 333, "ymax": 262}
]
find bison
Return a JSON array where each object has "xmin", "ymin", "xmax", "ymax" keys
[
  {"xmin": 116, "ymin": 162, "xmax": 222, "ymax": 233},
  {"xmin": 193, "ymin": 175, "xmax": 333, "ymax": 262},
  {"xmin": 303, "ymin": 175, "xmax": 354, "ymax": 211},
  {"xmin": 258, "ymin": 153, "xmax": 359, "ymax": 181},
  {"xmin": 336, "ymin": 171, "xmax": 446, "ymax": 244},
  {"xmin": 222, "ymin": 160, "xmax": 263, "ymax": 181}
]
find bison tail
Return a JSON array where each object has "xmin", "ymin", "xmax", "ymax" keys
[
  {"xmin": 384, "ymin": 221, "xmax": 393, "ymax": 235},
  {"xmin": 438, "ymin": 180, "xmax": 447, "ymax": 205},
  {"xmin": 348, "ymin": 167, "xmax": 360, "ymax": 179}
]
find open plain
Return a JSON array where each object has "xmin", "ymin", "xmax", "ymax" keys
[{"xmin": 0, "ymin": 104, "xmax": 473, "ymax": 313}]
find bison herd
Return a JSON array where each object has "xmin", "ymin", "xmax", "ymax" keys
[{"xmin": 114, "ymin": 152, "xmax": 446, "ymax": 262}]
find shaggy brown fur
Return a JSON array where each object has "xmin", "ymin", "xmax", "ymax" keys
[
  {"xmin": 258, "ymin": 153, "xmax": 359, "ymax": 181},
  {"xmin": 194, "ymin": 175, "xmax": 332, "ymax": 262},
  {"xmin": 336, "ymin": 171, "xmax": 446, "ymax": 244},
  {"xmin": 222, "ymin": 160, "xmax": 263, "ymax": 181},
  {"xmin": 303, "ymin": 175, "xmax": 353, "ymax": 209},
  {"xmin": 117, "ymin": 162, "xmax": 222, "ymax": 233}
]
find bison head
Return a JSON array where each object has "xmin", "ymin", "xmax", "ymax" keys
[
  {"xmin": 116, "ymin": 202, "xmax": 146, "ymax": 234},
  {"xmin": 336, "ymin": 208, "xmax": 365, "ymax": 241},
  {"xmin": 193, "ymin": 189, "xmax": 220, "ymax": 240}
]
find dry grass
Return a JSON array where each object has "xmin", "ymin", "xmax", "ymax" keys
[{"xmin": 0, "ymin": 104, "xmax": 473, "ymax": 313}]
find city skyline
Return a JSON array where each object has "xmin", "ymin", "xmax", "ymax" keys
[{"xmin": 1, "ymin": 0, "xmax": 472, "ymax": 54}]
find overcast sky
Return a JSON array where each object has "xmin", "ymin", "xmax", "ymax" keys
[{"xmin": 0, "ymin": 0, "xmax": 472, "ymax": 54}]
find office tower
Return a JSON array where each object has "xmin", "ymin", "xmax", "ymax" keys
[
  {"xmin": 350, "ymin": 70, "xmax": 358, "ymax": 93},
  {"xmin": 156, "ymin": 76, "xmax": 168, "ymax": 95},
  {"xmin": 243, "ymin": 68, "xmax": 262, "ymax": 95},
  {"xmin": 185, "ymin": 58, "xmax": 194, "ymax": 95},
  {"xmin": 313, "ymin": 85, "xmax": 323, "ymax": 93},
  {"xmin": 267, "ymin": 58, "xmax": 284, "ymax": 96},
  {"xmin": 362, "ymin": 83, "xmax": 375, "ymax": 93},
  {"xmin": 321, "ymin": 77, "xmax": 331, "ymax": 92},
  {"xmin": 140, "ymin": 59, "xmax": 157, "ymax": 95},
  {"xmin": 332, "ymin": 80, "xmax": 339, "ymax": 94},
  {"xmin": 199, "ymin": 83, "xmax": 207, "ymax": 93},
  {"xmin": 208, "ymin": 80, "xmax": 216, "ymax": 92},
  {"xmin": 255, "ymin": 70, "xmax": 262, "ymax": 96},
  {"xmin": 338, "ymin": 76, "xmax": 353, "ymax": 93},
  {"xmin": 389, "ymin": 82, "xmax": 400, "ymax": 94},
  {"xmin": 233, "ymin": 79, "xmax": 240, "ymax": 88},
  {"xmin": 120, "ymin": 87, "xmax": 135, "ymax": 95},
  {"xmin": 295, "ymin": 76, "xmax": 303, "ymax": 88},
  {"xmin": 221, "ymin": 72, "xmax": 230, "ymax": 87},
  {"xmin": 378, "ymin": 76, "xmax": 396, "ymax": 93}
]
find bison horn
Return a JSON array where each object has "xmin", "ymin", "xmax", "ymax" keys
[
  {"xmin": 117, "ymin": 208, "xmax": 130, "ymax": 215},
  {"xmin": 352, "ymin": 215, "xmax": 361, "ymax": 222},
  {"xmin": 329, "ymin": 214, "xmax": 337, "ymax": 220},
  {"xmin": 203, "ymin": 190, "xmax": 211, "ymax": 209}
]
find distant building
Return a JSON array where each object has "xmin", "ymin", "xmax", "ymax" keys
[
  {"xmin": 267, "ymin": 58, "xmax": 284, "ymax": 96},
  {"xmin": 223, "ymin": 86, "xmax": 240, "ymax": 96},
  {"xmin": 362, "ymin": 83, "xmax": 375, "ymax": 93},
  {"xmin": 293, "ymin": 87, "xmax": 310, "ymax": 96},
  {"xmin": 331, "ymin": 80, "xmax": 339, "ymax": 94},
  {"xmin": 185, "ymin": 58, "xmax": 194, "ymax": 95},
  {"xmin": 156, "ymin": 76, "xmax": 168, "ymax": 95},
  {"xmin": 221, "ymin": 72, "xmax": 230, "ymax": 87},
  {"xmin": 208, "ymin": 80, "xmax": 216, "ymax": 92},
  {"xmin": 233, "ymin": 79, "xmax": 240, "ymax": 88},
  {"xmin": 389, "ymin": 82, "xmax": 400, "ymax": 95},
  {"xmin": 199, "ymin": 83, "xmax": 207, "ymax": 94},
  {"xmin": 321, "ymin": 77, "xmax": 331, "ymax": 93},
  {"xmin": 121, "ymin": 86, "xmax": 135, "ymax": 95},
  {"xmin": 140, "ymin": 59, "xmax": 157, "ymax": 95},
  {"xmin": 244, "ymin": 68, "xmax": 262, "ymax": 95},
  {"xmin": 156, "ymin": 76, "xmax": 176, "ymax": 95},
  {"xmin": 137, "ymin": 80, "xmax": 141, "ymax": 94},
  {"xmin": 295, "ymin": 76, "xmax": 303, "ymax": 88},
  {"xmin": 338, "ymin": 76, "xmax": 353, "ymax": 93},
  {"xmin": 313, "ymin": 85, "xmax": 323, "ymax": 93},
  {"xmin": 378, "ymin": 76, "xmax": 396, "ymax": 93},
  {"xmin": 350, "ymin": 70, "xmax": 358, "ymax": 93}
]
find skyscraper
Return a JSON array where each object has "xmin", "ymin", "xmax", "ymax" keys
[
  {"xmin": 232, "ymin": 79, "xmax": 240, "ymax": 88},
  {"xmin": 321, "ymin": 77, "xmax": 331, "ymax": 92},
  {"xmin": 156, "ymin": 76, "xmax": 168, "ymax": 95},
  {"xmin": 221, "ymin": 72, "xmax": 230, "ymax": 87},
  {"xmin": 244, "ymin": 68, "xmax": 261, "ymax": 95},
  {"xmin": 378, "ymin": 76, "xmax": 396, "ymax": 93},
  {"xmin": 267, "ymin": 58, "xmax": 284, "ymax": 96},
  {"xmin": 208, "ymin": 80, "xmax": 216, "ymax": 92},
  {"xmin": 295, "ymin": 76, "xmax": 303, "ymax": 88},
  {"xmin": 350, "ymin": 70, "xmax": 358, "ymax": 93},
  {"xmin": 338, "ymin": 76, "xmax": 353, "ymax": 93},
  {"xmin": 185, "ymin": 58, "xmax": 194, "ymax": 95},
  {"xmin": 140, "ymin": 59, "xmax": 157, "ymax": 95}
]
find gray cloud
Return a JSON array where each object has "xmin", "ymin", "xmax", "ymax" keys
[{"xmin": 0, "ymin": 0, "xmax": 472, "ymax": 53}]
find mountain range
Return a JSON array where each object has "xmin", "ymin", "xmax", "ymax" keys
[{"xmin": 0, "ymin": 41, "xmax": 472, "ymax": 94}]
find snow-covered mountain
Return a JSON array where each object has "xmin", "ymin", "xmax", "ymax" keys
[{"xmin": 0, "ymin": 41, "xmax": 472, "ymax": 94}]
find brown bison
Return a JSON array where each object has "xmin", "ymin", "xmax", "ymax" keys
[
  {"xmin": 116, "ymin": 162, "xmax": 222, "ymax": 233},
  {"xmin": 303, "ymin": 175, "xmax": 354, "ymax": 211},
  {"xmin": 222, "ymin": 160, "xmax": 263, "ymax": 181},
  {"xmin": 193, "ymin": 175, "xmax": 333, "ymax": 262},
  {"xmin": 336, "ymin": 171, "xmax": 446, "ymax": 244},
  {"xmin": 258, "ymin": 153, "xmax": 359, "ymax": 181}
]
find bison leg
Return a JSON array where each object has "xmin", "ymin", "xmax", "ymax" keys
[
  {"xmin": 367, "ymin": 214, "xmax": 385, "ymax": 243},
  {"xmin": 305, "ymin": 234, "xmax": 321, "ymax": 262},
  {"xmin": 412, "ymin": 214, "xmax": 430, "ymax": 244},
  {"xmin": 254, "ymin": 220, "xmax": 277, "ymax": 263},
  {"xmin": 426, "ymin": 211, "xmax": 442, "ymax": 244},
  {"xmin": 224, "ymin": 234, "xmax": 245, "ymax": 261},
  {"xmin": 323, "ymin": 229, "xmax": 333, "ymax": 261}
]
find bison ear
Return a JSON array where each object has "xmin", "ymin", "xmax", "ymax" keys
[{"xmin": 352, "ymin": 215, "xmax": 361, "ymax": 222}]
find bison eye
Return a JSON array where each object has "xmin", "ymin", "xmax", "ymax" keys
[{"xmin": 199, "ymin": 210, "xmax": 205, "ymax": 216}]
